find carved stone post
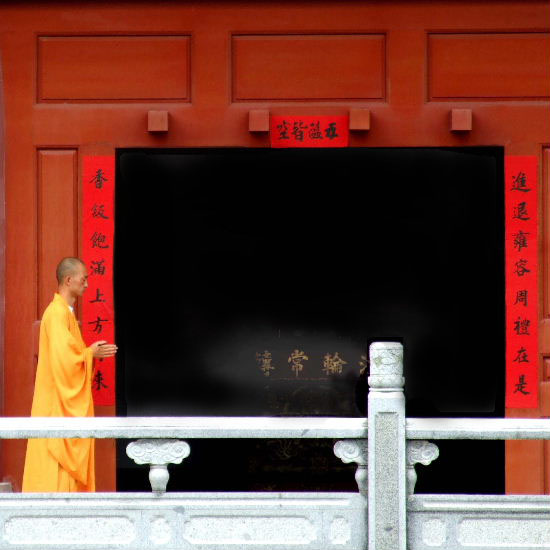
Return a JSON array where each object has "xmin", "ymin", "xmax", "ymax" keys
[
  {"xmin": 333, "ymin": 440, "xmax": 368, "ymax": 495},
  {"xmin": 406, "ymin": 440, "xmax": 439, "ymax": 495},
  {"xmin": 126, "ymin": 439, "xmax": 190, "ymax": 494},
  {"xmin": 368, "ymin": 341, "xmax": 406, "ymax": 550}
]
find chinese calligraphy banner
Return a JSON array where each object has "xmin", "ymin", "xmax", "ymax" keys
[
  {"xmin": 82, "ymin": 156, "xmax": 116, "ymax": 406},
  {"xmin": 270, "ymin": 116, "xmax": 349, "ymax": 148},
  {"xmin": 505, "ymin": 156, "xmax": 538, "ymax": 408}
]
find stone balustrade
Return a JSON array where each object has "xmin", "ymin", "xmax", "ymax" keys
[{"xmin": 0, "ymin": 341, "xmax": 547, "ymax": 549}]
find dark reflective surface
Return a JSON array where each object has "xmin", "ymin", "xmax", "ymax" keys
[{"xmin": 115, "ymin": 147, "xmax": 504, "ymax": 493}]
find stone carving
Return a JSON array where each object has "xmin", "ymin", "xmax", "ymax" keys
[
  {"xmin": 367, "ymin": 342, "xmax": 406, "ymax": 550},
  {"xmin": 368, "ymin": 342, "xmax": 404, "ymax": 390},
  {"xmin": 457, "ymin": 518, "xmax": 550, "ymax": 547},
  {"xmin": 4, "ymin": 516, "xmax": 135, "ymax": 545},
  {"xmin": 183, "ymin": 516, "xmax": 316, "ymax": 545},
  {"xmin": 421, "ymin": 518, "xmax": 447, "ymax": 547},
  {"xmin": 333, "ymin": 440, "xmax": 368, "ymax": 494},
  {"xmin": 374, "ymin": 413, "xmax": 400, "ymax": 548},
  {"xmin": 126, "ymin": 439, "xmax": 190, "ymax": 493},
  {"xmin": 329, "ymin": 516, "xmax": 352, "ymax": 545},
  {"xmin": 149, "ymin": 516, "xmax": 172, "ymax": 545},
  {"xmin": 126, "ymin": 439, "xmax": 190, "ymax": 465},
  {"xmin": 406, "ymin": 440, "xmax": 439, "ymax": 494}
]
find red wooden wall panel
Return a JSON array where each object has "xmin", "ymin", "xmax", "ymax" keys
[
  {"xmin": 37, "ymin": 149, "xmax": 78, "ymax": 316},
  {"xmin": 0, "ymin": 47, "xmax": 5, "ymax": 459},
  {"xmin": 429, "ymin": 33, "xmax": 550, "ymax": 100},
  {"xmin": 542, "ymin": 148, "xmax": 550, "ymax": 493},
  {"xmin": 543, "ymin": 149, "xmax": 550, "ymax": 335},
  {"xmin": 232, "ymin": 34, "xmax": 385, "ymax": 101},
  {"xmin": 38, "ymin": 36, "xmax": 191, "ymax": 101},
  {"xmin": 506, "ymin": 439, "xmax": 546, "ymax": 494}
]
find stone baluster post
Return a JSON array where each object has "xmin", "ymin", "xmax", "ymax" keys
[
  {"xmin": 126, "ymin": 439, "xmax": 190, "ymax": 494},
  {"xmin": 368, "ymin": 341, "xmax": 406, "ymax": 550}
]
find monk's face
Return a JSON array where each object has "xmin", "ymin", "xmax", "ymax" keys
[{"xmin": 68, "ymin": 263, "xmax": 89, "ymax": 297}]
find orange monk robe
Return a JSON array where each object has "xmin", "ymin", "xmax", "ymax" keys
[{"xmin": 22, "ymin": 293, "xmax": 95, "ymax": 492}]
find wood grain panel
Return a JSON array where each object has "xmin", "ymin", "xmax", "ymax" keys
[
  {"xmin": 0, "ymin": 57, "xmax": 4, "ymax": 419},
  {"xmin": 429, "ymin": 33, "xmax": 550, "ymax": 100},
  {"xmin": 541, "ymin": 379, "xmax": 550, "ymax": 417},
  {"xmin": 543, "ymin": 148, "xmax": 550, "ymax": 320},
  {"xmin": 37, "ymin": 149, "xmax": 78, "ymax": 316},
  {"xmin": 38, "ymin": 36, "xmax": 190, "ymax": 101},
  {"xmin": 232, "ymin": 34, "xmax": 385, "ymax": 101},
  {"xmin": 506, "ymin": 439, "xmax": 545, "ymax": 494},
  {"xmin": 543, "ymin": 149, "xmax": 550, "ymax": 493}
]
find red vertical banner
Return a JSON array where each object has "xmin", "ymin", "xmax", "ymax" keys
[
  {"xmin": 505, "ymin": 156, "xmax": 539, "ymax": 408},
  {"xmin": 82, "ymin": 156, "xmax": 115, "ymax": 406}
]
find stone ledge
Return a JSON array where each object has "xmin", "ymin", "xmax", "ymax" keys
[{"xmin": 0, "ymin": 492, "xmax": 366, "ymax": 550}]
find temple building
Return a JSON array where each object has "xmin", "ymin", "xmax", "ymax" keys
[{"xmin": 0, "ymin": 0, "xmax": 548, "ymax": 494}]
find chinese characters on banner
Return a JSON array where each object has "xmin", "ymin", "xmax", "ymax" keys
[
  {"xmin": 270, "ymin": 116, "xmax": 349, "ymax": 148},
  {"xmin": 82, "ymin": 156, "xmax": 115, "ymax": 406},
  {"xmin": 505, "ymin": 156, "xmax": 539, "ymax": 408}
]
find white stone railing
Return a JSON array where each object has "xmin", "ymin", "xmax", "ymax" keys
[
  {"xmin": 0, "ymin": 415, "xmax": 369, "ymax": 439},
  {"xmin": 0, "ymin": 341, "xmax": 548, "ymax": 549},
  {"xmin": 1, "ymin": 414, "xmax": 548, "ymax": 440}
]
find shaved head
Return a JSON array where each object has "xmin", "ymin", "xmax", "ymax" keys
[{"xmin": 56, "ymin": 257, "xmax": 85, "ymax": 285}]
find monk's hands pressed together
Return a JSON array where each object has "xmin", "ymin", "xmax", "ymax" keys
[{"xmin": 91, "ymin": 340, "xmax": 118, "ymax": 358}]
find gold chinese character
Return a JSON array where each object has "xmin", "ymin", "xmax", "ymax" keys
[
  {"xmin": 359, "ymin": 354, "xmax": 368, "ymax": 374},
  {"xmin": 322, "ymin": 352, "xmax": 348, "ymax": 375},
  {"xmin": 256, "ymin": 350, "xmax": 275, "ymax": 377},
  {"xmin": 288, "ymin": 349, "xmax": 309, "ymax": 378}
]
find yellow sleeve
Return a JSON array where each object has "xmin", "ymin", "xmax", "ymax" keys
[{"xmin": 43, "ymin": 307, "xmax": 94, "ymax": 417}]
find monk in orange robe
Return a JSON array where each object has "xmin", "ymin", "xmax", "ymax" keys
[{"xmin": 22, "ymin": 257, "xmax": 117, "ymax": 492}]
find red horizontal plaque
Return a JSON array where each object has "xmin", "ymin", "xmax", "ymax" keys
[{"xmin": 270, "ymin": 116, "xmax": 349, "ymax": 148}]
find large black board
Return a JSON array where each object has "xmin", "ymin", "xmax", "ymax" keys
[{"xmin": 114, "ymin": 147, "xmax": 504, "ymax": 493}]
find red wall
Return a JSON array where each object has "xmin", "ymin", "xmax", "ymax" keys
[{"xmin": 0, "ymin": 0, "xmax": 548, "ymax": 493}]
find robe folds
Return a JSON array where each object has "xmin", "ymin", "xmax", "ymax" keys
[{"xmin": 22, "ymin": 293, "xmax": 95, "ymax": 492}]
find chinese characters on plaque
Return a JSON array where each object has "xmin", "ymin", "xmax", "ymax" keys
[
  {"xmin": 270, "ymin": 116, "xmax": 349, "ymax": 148},
  {"xmin": 82, "ymin": 156, "xmax": 115, "ymax": 406},
  {"xmin": 505, "ymin": 157, "xmax": 539, "ymax": 408},
  {"xmin": 256, "ymin": 348, "xmax": 362, "ymax": 379}
]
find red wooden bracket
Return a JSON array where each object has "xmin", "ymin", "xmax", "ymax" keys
[
  {"xmin": 451, "ymin": 109, "xmax": 472, "ymax": 131},
  {"xmin": 148, "ymin": 111, "xmax": 169, "ymax": 132},
  {"xmin": 249, "ymin": 110, "xmax": 270, "ymax": 132},
  {"xmin": 349, "ymin": 109, "xmax": 370, "ymax": 131}
]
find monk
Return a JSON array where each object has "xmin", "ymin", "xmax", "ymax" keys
[{"xmin": 22, "ymin": 257, "xmax": 117, "ymax": 492}]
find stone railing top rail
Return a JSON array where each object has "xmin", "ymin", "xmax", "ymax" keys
[
  {"xmin": 0, "ymin": 416, "xmax": 548, "ymax": 439},
  {"xmin": 406, "ymin": 417, "xmax": 550, "ymax": 440}
]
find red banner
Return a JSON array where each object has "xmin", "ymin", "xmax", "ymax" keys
[
  {"xmin": 271, "ymin": 116, "xmax": 349, "ymax": 148},
  {"xmin": 82, "ymin": 156, "xmax": 116, "ymax": 406},
  {"xmin": 505, "ymin": 156, "xmax": 539, "ymax": 408}
]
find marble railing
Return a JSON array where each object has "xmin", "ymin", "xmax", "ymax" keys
[{"xmin": 0, "ymin": 341, "xmax": 547, "ymax": 550}]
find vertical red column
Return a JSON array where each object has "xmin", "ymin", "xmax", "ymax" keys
[
  {"xmin": 82, "ymin": 156, "xmax": 116, "ymax": 406},
  {"xmin": 505, "ymin": 156, "xmax": 539, "ymax": 409}
]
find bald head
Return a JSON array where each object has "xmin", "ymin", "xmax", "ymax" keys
[{"xmin": 56, "ymin": 257, "xmax": 86, "ymax": 285}]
